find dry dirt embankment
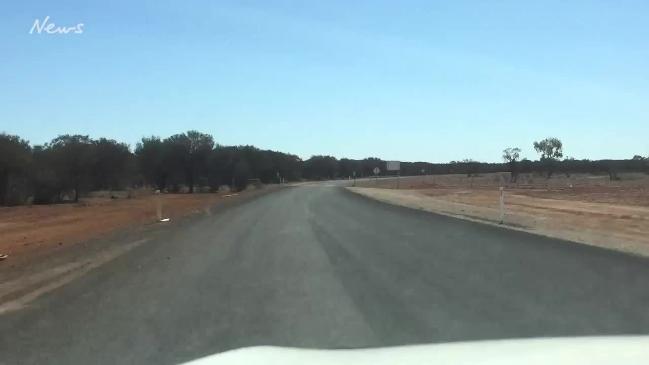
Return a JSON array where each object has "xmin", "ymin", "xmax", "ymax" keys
[
  {"xmin": 0, "ymin": 187, "xmax": 274, "ymax": 260},
  {"xmin": 348, "ymin": 173, "xmax": 649, "ymax": 257}
]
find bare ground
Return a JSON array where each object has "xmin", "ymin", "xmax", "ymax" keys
[
  {"xmin": 350, "ymin": 173, "xmax": 649, "ymax": 257},
  {"xmin": 0, "ymin": 190, "xmax": 251, "ymax": 259}
]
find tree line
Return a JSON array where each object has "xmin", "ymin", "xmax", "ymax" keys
[
  {"xmin": 0, "ymin": 132, "xmax": 647, "ymax": 205},
  {"xmin": 0, "ymin": 131, "xmax": 302, "ymax": 205}
]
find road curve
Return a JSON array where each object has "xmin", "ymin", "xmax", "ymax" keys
[{"xmin": 2, "ymin": 185, "xmax": 649, "ymax": 364}]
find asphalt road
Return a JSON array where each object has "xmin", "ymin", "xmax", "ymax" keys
[{"xmin": 2, "ymin": 185, "xmax": 649, "ymax": 364}]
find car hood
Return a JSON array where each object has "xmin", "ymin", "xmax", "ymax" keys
[{"xmin": 182, "ymin": 336, "xmax": 649, "ymax": 365}]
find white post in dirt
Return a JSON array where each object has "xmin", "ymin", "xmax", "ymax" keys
[
  {"xmin": 499, "ymin": 186, "xmax": 505, "ymax": 224},
  {"xmin": 155, "ymin": 189, "xmax": 163, "ymax": 221},
  {"xmin": 155, "ymin": 190, "xmax": 171, "ymax": 222}
]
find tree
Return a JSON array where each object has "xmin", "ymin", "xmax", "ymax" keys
[
  {"xmin": 338, "ymin": 158, "xmax": 359, "ymax": 178},
  {"xmin": 0, "ymin": 133, "xmax": 31, "ymax": 205},
  {"xmin": 232, "ymin": 159, "xmax": 251, "ymax": 191},
  {"xmin": 270, "ymin": 151, "xmax": 302, "ymax": 182},
  {"xmin": 236, "ymin": 145, "xmax": 273, "ymax": 182},
  {"xmin": 31, "ymin": 145, "xmax": 60, "ymax": 204},
  {"xmin": 630, "ymin": 155, "xmax": 649, "ymax": 175},
  {"xmin": 92, "ymin": 138, "xmax": 133, "ymax": 190},
  {"xmin": 135, "ymin": 136, "xmax": 168, "ymax": 190},
  {"xmin": 207, "ymin": 146, "xmax": 234, "ymax": 190},
  {"xmin": 164, "ymin": 131, "xmax": 214, "ymax": 193},
  {"xmin": 502, "ymin": 147, "xmax": 521, "ymax": 182},
  {"xmin": 461, "ymin": 158, "xmax": 479, "ymax": 177},
  {"xmin": 533, "ymin": 137, "xmax": 563, "ymax": 177},
  {"xmin": 303, "ymin": 155, "xmax": 339, "ymax": 180},
  {"xmin": 533, "ymin": 137, "xmax": 563, "ymax": 160},
  {"xmin": 47, "ymin": 135, "xmax": 96, "ymax": 202},
  {"xmin": 361, "ymin": 157, "xmax": 383, "ymax": 177}
]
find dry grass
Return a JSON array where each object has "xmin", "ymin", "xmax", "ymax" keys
[{"xmin": 351, "ymin": 172, "xmax": 649, "ymax": 257}]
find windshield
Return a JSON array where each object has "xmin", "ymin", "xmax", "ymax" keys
[{"xmin": 1, "ymin": 1, "xmax": 649, "ymax": 364}]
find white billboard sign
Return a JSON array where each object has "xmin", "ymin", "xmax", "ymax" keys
[{"xmin": 386, "ymin": 161, "xmax": 400, "ymax": 171}]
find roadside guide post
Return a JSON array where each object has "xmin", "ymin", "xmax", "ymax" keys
[
  {"xmin": 499, "ymin": 186, "xmax": 505, "ymax": 224},
  {"xmin": 353, "ymin": 171, "xmax": 356, "ymax": 187},
  {"xmin": 155, "ymin": 189, "xmax": 163, "ymax": 221},
  {"xmin": 155, "ymin": 189, "xmax": 170, "ymax": 223}
]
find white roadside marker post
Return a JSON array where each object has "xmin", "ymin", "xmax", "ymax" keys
[
  {"xmin": 155, "ymin": 189, "xmax": 162, "ymax": 221},
  {"xmin": 155, "ymin": 189, "xmax": 170, "ymax": 222},
  {"xmin": 499, "ymin": 186, "xmax": 505, "ymax": 224}
]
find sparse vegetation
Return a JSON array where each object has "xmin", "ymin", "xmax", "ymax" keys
[
  {"xmin": 533, "ymin": 137, "xmax": 563, "ymax": 178},
  {"xmin": 1, "ymin": 131, "xmax": 648, "ymax": 206},
  {"xmin": 502, "ymin": 147, "xmax": 521, "ymax": 182}
]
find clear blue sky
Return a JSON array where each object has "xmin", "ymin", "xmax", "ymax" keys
[{"xmin": 1, "ymin": 0, "xmax": 647, "ymax": 162}]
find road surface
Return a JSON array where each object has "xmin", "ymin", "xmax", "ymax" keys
[{"xmin": 2, "ymin": 184, "xmax": 649, "ymax": 364}]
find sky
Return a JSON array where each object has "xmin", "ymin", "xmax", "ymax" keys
[{"xmin": 1, "ymin": 0, "xmax": 648, "ymax": 162}]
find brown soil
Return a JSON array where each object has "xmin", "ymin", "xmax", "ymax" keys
[
  {"xmin": 0, "ymin": 192, "xmax": 233, "ymax": 257},
  {"xmin": 350, "ymin": 172, "xmax": 649, "ymax": 257}
]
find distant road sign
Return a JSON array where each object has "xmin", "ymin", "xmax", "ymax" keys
[
  {"xmin": 373, "ymin": 167, "xmax": 380, "ymax": 175},
  {"xmin": 386, "ymin": 161, "xmax": 400, "ymax": 171}
]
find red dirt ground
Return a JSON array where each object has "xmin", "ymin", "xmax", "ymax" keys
[{"xmin": 0, "ymin": 193, "xmax": 226, "ymax": 257}]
